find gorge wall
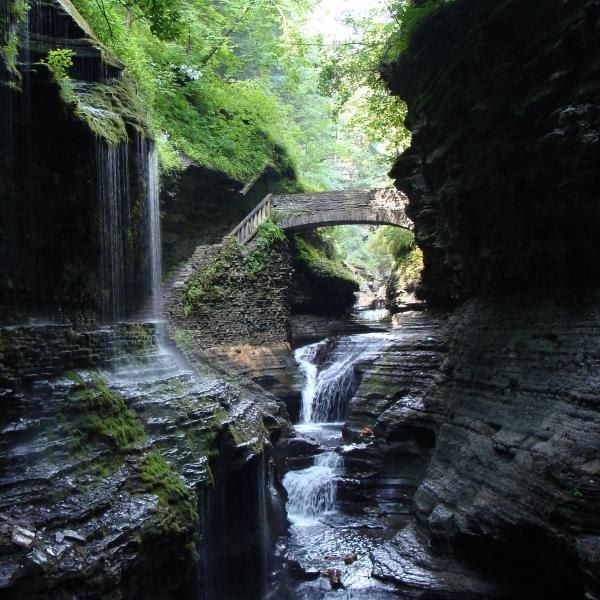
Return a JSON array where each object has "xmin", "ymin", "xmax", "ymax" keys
[
  {"xmin": 362, "ymin": 0, "xmax": 600, "ymax": 597},
  {"xmin": 384, "ymin": 0, "xmax": 600, "ymax": 305},
  {"xmin": 0, "ymin": 3, "xmax": 291, "ymax": 598}
]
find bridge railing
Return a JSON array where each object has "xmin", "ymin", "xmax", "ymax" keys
[{"xmin": 228, "ymin": 193, "xmax": 272, "ymax": 245}]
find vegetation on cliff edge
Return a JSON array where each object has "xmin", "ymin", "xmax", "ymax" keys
[{"xmin": 183, "ymin": 221, "xmax": 286, "ymax": 316}]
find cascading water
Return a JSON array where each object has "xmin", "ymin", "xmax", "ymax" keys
[
  {"xmin": 97, "ymin": 139, "xmax": 128, "ymax": 321},
  {"xmin": 94, "ymin": 132, "xmax": 162, "ymax": 323},
  {"xmin": 283, "ymin": 334, "xmax": 392, "ymax": 524},
  {"xmin": 284, "ymin": 451, "xmax": 342, "ymax": 526},
  {"xmin": 146, "ymin": 141, "xmax": 162, "ymax": 320},
  {"xmin": 295, "ymin": 335, "xmax": 392, "ymax": 423},
  {"xmin": 278, "ymin": 331, "xmax": 398, "ymax": 596}
]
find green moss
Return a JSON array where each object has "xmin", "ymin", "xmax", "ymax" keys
[
  {"xmin": 183, "ymin": 239, "xmax": 241, "ymax": 315},
  {"xmin": 242, "ymin": 221, "xmax": 286, "ymax": 279},
  {"xmin": 293, "ymin": 234, "xmax": 357, "ymax": 285},
  {"xmin": 139, "ymin": 451, "xmax": 198, "ymax": 533},
  {"xmin": 73, "ymin": 77, "xmax": 150, "ymax": 145},
  {"xmin": 71, "ymin": 374, "xmax": 146, "ymax": 451},
  {"xmin": 182, "ymin": 222, "xmax": 286, "ymax": 315},
  {"xmin": 173, "ymin": 328, "xmax": 193, "ymax": 352},
  {"xmin": 126, "ymin": 323, "xmax": 155, "ymax": 352},
  {"xmin": 183, "ymin": 428, "xmax": 219, "ymax": 459}
]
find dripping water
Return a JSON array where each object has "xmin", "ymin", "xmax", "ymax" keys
[
  {"xmin": 140, "ymin": 137, "xmax": 162, "ymax": 320},
  {"xmin": 97, "ymin": 139, "xmax": 127, "ymax": 321}
]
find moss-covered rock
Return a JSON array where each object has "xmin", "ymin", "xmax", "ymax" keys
[
  {"xmin": 290, "ymin": 232, "xmax": 359, "ymax": 315},
  {"xmin": 138, "ymin": 451, "xmax": 199, "ymax": 533},
  {"xmin": 66, "ymin": 372, "xmax": 146, "ymax": 451}
]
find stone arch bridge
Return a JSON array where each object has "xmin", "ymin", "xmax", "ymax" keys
[{"xmin": 229, "ymin": 188, "xmax": 412, "ymax": 244}]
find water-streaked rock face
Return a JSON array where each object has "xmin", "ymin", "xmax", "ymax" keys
[
  {"xmin": 383, "ymin": 0, "xmax": 600, "ymax": 305},
  {"xmin": 0, "ymin": 0, "xmax": 155, "ymax": 322},
  {"xmin": 0, "ymin": 322, "xmax": 289, "ymax": 599}
]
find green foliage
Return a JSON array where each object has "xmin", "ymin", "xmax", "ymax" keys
[
  {"xmin": 71, "ymin": 0, "xmax": 314, "ymax": 178},
  {"xmin": 69, "ymin": 373, "xmax": 146, "ymax": 450},
  {"xmin": 139, "ymin": 451, "xmax": 198, "ymax": 532},
  {"xmin": 293, "ymin": 232, "xmax": 357, "ymax": 284},
  {"xmin": 136, "ymin": 0, "xmax": 184, "ymax": 40},
  {"xmin": 173, "ymin": 327, "xmax": 193, "ymax": 351},
  {"xmin": 316, "ymin": 4, "xmax": 412, "ymax": 169},
  {"xmin": 385, "ymin": 0, "xmax": 450, "ymax": 59},
  {"xmin": 11, "ymin": 0, "xmax": 29, "ymax": 20},
  {"xmin": 0, "ymin": 37, "xmax": 18, "ymax": 71},
  {"xmin": 323, "ymin": 224, "xmax": 422, "ymax": 292},
  {"xmin": 367, "ymin": 225, "xmax": 415, "ymax": 260},
  {"xmin": 392, "ymin": 246, "xmax": 423, "ymax": 292},
  {"xmin": 243, "ymin": 221, "xmax": 286, "ymax": 278},
  {"xmin": 44, "ymin": 48, "xmax": 74, "ymax": 80},
  {"xmin": 1, "ymin": 0, "xmax": 29, "ymax": 76},
  {"xmin": 69, "ymin": 0, "xmax": 411, "ymax": 185}
]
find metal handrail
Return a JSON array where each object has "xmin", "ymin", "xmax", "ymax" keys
[{"xmin": 228, "ymin": 193, "xmax": 273, "ymax": 244}]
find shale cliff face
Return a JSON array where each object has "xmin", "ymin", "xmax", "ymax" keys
[
  {"xmin": 364, "ymin": 0, "xmax": 600, "ymax": 597},
  {"xmin": 384, "ymin": 0, "xmax": 600, "ymax": 304}
]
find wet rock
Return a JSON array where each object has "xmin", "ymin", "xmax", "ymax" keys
[
  {"xmin": 370, "ymin": 299, "xmax": 600, "ymax": 598},
  {"xmin": 10, "ymin": 526, "xmax": 35, "ymax": 551},
  {"xmin": 60, "ymin": 530, "xmax": 86, "ymax": 544},
  {"xmin": 320, "ymin": 567, "xmax": 344, "ymax": 590},
  {"xmin": 287, "ymin": 559, "xmax": 320, "ymax": 581},
  {"xmin": 371, "ymin": 523, "xmax": 505, "ymax": 599},
  {"xmin": 0, "ymin": 317, "xmax": 286, "ymax": 598}
]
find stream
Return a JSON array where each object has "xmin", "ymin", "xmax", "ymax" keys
[{"xmin": 274, "ymin": 318, "xmax": 403, "ymax": 599}]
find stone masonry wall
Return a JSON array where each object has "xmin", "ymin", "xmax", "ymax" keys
[
  {"xmin": 167, "ymin": 239, "xmax": 293, "ymax": 351},
  {"xmin": 0, "ymin": 322, "xmax": 158, "ymax": 387}
]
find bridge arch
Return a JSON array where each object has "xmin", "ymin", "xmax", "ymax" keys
[
  {"xmin": 229, "ymin": 188, "xmax": 412, "ymax": 244},
  {"xmin": 273, "ymin": 188, "xmax": 413, "ymax": 233}
]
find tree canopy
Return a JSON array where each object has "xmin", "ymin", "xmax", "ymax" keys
[{"xmin": 69, "ymin": 0, "xmax": 433, "ymax": 188}]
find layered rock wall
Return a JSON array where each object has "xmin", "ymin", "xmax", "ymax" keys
[
  {"xmin": 368, "ymin": 1, "xmax": 600, "ymax": 597},
  {"xmin": 384, "ymin": 0, "xmax": 600, "ymax": 304},
  {"xmin": 358, "ymin": 300, "xmax": 600, "ymax": 598}
]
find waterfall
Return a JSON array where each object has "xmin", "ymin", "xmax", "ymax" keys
[
  {"xmin": 284, "ymin": 334, "xmax": 391, "ymax": 526},
  {"xmin": 295, "ymin": 342, "xmax": 321, "ymax": 422},
  {"xmin": 283, "ymin": 451, "xmax": 342, "ymax": 526},
  {"xmin": 97, "ymin": 139, "xmax": 128, "ymax": 321},
  {"xmin": 142, "ymin": 138, "xmax": 162, "ymax": 320},
  {"xmin": 295, "ymin": 335, "xmax": 391, "ymax": 423},
  {"xmin": 94, "ymin": 134, "xmax": 162, "ymax": 323}
]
